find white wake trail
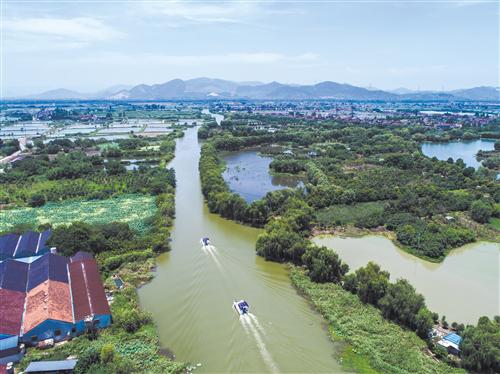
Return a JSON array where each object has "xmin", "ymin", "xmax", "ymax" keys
[
  {"xmin": 248, "ymin": 313, "xmax": 266, "ymax": 335},
  {"xmin": 239, "ymin": 315, "xmax": 250, "ymax": 335},
  {"xmin": 203, "ymin": 245, "xmax": 224, "ymax": 272},
  {"xmin": 242, "ymin": 315, "xmax": 279, "ymax": 374}
]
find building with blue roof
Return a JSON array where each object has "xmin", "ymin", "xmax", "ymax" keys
[{"xmin": 438, "ymin": 332, "xmax": 462, "ymax": 356}]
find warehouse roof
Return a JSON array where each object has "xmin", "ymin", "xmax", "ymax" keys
[
  {"xmin": 27, "ymin": 253, "xmax": 69, "ymax": 292},
  {"xmin": 25, "ymin": 359, "xmax": 78, "ymax": 372},
  {"xmin": 0, "ymin": 288, "xmax": 25, "ymax": 336},
  {"xmin": 0, "ymin": 233, "xmax": 20, "ymax": 260},
  {"xmin": 70, "ymin": 251, "xmax": 93, "ymax": 263},
  {"xmin": 0, "ymin": 230, "xmax": 51, "ymax": 260},
  {"xmin": 23, "ymin": 280, "xmax": 73, "ymax": 334},
  {"xmin": 0, "ymin": 259, "xmax": 29, "ymax": 292},
  {"xmin": 69, "ymin": 259, "xmax": 110, "ymax": 321}
]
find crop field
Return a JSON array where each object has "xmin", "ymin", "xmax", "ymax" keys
[{"xmin": 0, "ymin": 195, "xmax": 156, "ymax": 233}]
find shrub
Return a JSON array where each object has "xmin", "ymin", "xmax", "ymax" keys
[{"xmin": 302, "ymin": 246, "xmax": 349, "ymax": 283}]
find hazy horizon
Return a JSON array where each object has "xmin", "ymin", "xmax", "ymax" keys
[{"xmin": 2, "ymin": 0, "xmax": 499, "ymax": 96}]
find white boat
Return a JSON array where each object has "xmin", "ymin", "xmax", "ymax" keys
[
  {"xmin": 200, "ymin": 237, "xmax": 210, "ymax": 246},
  {"xmin": 233, "ymin": 300, "xmax": 250, "ymax": 315}
]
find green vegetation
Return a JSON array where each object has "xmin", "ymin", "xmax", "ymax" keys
[
  {"xmin": 460, "ymin": 316, "xmax": 500, "ymax": 373},
  {"xmin": 0, "ymin": 133, "xmax": 179, "ymax": 207},
  {"xmin": 0, "ymin": 138, "xmax": 20, "ymax": 157},
  {"xmin": 0, "ymin": 195, "xmax": 156, "ymax": 234},
  {"xmin": 316, "ymin": 201, "xmax": 386, "ymax": 228},
  {"xmin": 198, "ymin": 117, "xmax": 499, "ymax": 261},
  {"xmin": 291, "ymin": 268, "xmax": 463, "ymax": 374}
]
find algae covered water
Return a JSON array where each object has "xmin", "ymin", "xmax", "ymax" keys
[{"xmin": 138, "ymin": 127, "xmax": 344, "ymax": 373}]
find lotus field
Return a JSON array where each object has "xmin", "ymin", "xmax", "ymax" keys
[{"xmin": 0, "ymin": 195, "xmax": 156, "ymax": 233}]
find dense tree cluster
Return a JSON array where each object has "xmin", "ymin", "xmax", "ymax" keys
[
  {"xmin": 0, "ymin": 139, "xmax": 20, "ymax": 157},
  {"xmin": 460, "ymin": 316, "xmax": 500, "ymax": 373}
]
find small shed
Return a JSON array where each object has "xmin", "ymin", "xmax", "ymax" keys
[
  {"xmin": 25, "ymin": 359, "xmax": 77, "ymax": 373},
  {"xmin": 438, "ymin": 333, "xmax": 462, "ymax": 356}
]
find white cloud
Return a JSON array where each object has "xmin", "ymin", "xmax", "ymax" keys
[
  {"xmin": 3, "ymin": 17, "xmax": 123, "ymax": 50},
  {"xmin": 137, "ymin": 0, "xmax": 299, "ymax": 26},
  {"xmin": 75, "ymin": 51, "xmax": 319, "ymax": 66}
]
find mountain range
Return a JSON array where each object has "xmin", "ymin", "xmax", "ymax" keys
[{"xmin": 15, "ymin": 78, "xmax": 500, "ymax": 101}]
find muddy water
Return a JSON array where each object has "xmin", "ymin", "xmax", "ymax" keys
[
  {"xmin": 313, "ymin": 235, "xmax": 500, "ymax": 324},
  {"xmin": 139, "ymin": 127, "xmax": 344, "ymax": 373}
]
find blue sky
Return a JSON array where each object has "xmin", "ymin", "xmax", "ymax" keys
[{"xmin": 1, "ymin": 0, "xmax": 498, "ymax": 95}]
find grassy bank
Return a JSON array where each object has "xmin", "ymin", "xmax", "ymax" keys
[
  {"xmin": 0, "ymin": 194, "xmax": 156, "ymax": 233},
  {"xmin": 290, "ymin": 267, "xmax": 464, "ymax": 374}
]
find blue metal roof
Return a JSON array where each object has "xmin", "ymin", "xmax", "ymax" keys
[
  {"xmin": 25, "ymin": 360, "xmax": 78, "ymax": 372},
  {"xmin": 0, "ymin": 230, "xmax": 51, "ymax": 260},
  {"xmin": 0, "ymin": 336, "xmax": 18, "ymax": 350},
  {"xmin": 443, "ymin": 333, "xmax": 462, "ymax": 346}
]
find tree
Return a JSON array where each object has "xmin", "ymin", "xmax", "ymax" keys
[
  {"xmin": 378, "ymin": 279, "xmax": 426, "ymax": 331},
  {"xmin": 461, "ymin": 316, "xmax": 500, "ymax": 373},
  {"xmin": 352, "ymin": 262, "xmax": 390, "ymax": 305},
  {"xmin": 415, "ymin": 308, "xmax": 434, "ymax": 339},
  {"xmin": 470, "ymin": 200, "xmax": 493, "ymax": 223},
  {"xmin": 302, "ymin": 246, "xmax": 349, "ymax": 283},
  {"xmin": 28, "ymin": 193, "xmax": 46, "ymax": 207},
  {"xmin": 47, "ymin": 222, "xmax": 108, "ymax": 256}
]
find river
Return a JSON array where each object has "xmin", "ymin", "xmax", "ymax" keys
[
  {"xmin": 138, "ymin": 127, "xmax": 344, "ymax": 373},
  {"xmin": 313, "ymin": 235, "xmax": 500, "ymax": 324}
]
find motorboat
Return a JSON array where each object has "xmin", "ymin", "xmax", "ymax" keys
[
  {"xmin": 233, "ymin": 300, "xmax": 250, "ymax": 315},
  {"xmin": 200, "ymin": 237, "xmax": 210, "ymax": 246}
]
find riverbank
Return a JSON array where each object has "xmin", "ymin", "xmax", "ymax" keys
[{"xmin": 290, "ymin": 267, "xmax": 464, "ymax": 374}]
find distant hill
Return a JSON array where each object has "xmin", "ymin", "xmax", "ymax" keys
[
  {"xmin": 17, "ymin": 79, "xmax": 500, "ymax": 101},
  {"xmin": 29, "ymin": 88, "xmax": 88, "ymax": 100},
  {"xmin": 450, "ymin": 86, "xmax": 500, "ymax": 101}
]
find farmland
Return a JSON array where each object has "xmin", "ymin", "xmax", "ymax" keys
[{"xmin": 0, "ymin": 194, "xmax": 155, "ymax": 233}]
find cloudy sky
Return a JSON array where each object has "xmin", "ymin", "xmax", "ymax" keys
[{"xmin": 1, "ymin": 0, "xmax": 498, "ymax": 95}]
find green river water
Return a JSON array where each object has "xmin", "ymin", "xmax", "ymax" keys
[{"xmin": 138, "ymin": 127, "xmax": 344, "ymax": 373}]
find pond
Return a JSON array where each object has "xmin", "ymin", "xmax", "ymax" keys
[
  {"xmin": 421, "ymin": 139, "xmax": 496, "ymax": 169},
  {"xmin": 222, "ymin": 150, "xmax": 304, "ymax": 203},
  {"xmin": 138, "ymin": 127, "xmax": 344, "ymax": 373},
  {"xmin": 312, "ymin": 235, "xmax": 500, "ymax": 324}
]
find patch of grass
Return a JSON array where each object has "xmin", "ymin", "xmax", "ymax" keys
[
  {"xmin": 341, "ymin": 345, "xmax": 381, "ymax": 374},
  {"xmin": 488, "ymin": 217, "xmax": 500, "ymax": 230},
  {"xmin": 316, "ymin": 201, "xmax": 386, "ymax": 227},
  {"xmin": 0, "ymin": 194, "xmax": 155, "ymax": 234},
  {"xmin": 290, "ymin": 267, "xmax": 464, "ymax": 374}
]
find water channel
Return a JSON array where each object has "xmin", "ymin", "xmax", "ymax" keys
[{"xmin": 138, "ymin": 127, "xmax": 344, "ymax": 373}]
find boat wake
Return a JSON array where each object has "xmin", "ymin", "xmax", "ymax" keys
[
  {"xmin": 239, "ymin": 314, "xmax": 279, "ymax": 373},
  {"xmin": 202, "ymin": 245, "xmax": 224, "ymax": 271}
]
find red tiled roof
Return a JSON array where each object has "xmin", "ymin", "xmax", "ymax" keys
[
  {"xmin": 23, "ymin": 280, "xmax": 73, "ymax": 334},
  {"xmin": 0, "ymin": 288, "xmax": 25, "ymax": 336},
  {"xmin": 68, "ymin": 259, "xmax": 110, "ymax": 321}
]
